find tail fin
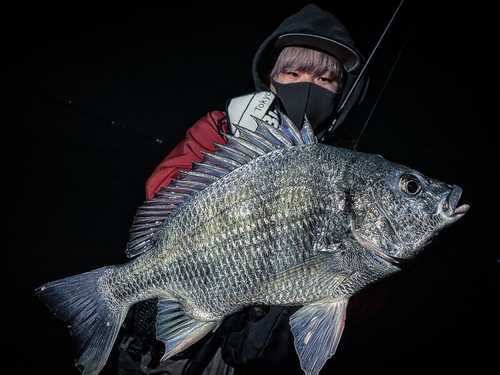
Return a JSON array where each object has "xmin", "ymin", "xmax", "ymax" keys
[{"xmin": 35, "ymin": 267, "xmax": 126, "ymax": 375}]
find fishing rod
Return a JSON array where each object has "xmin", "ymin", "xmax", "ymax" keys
[{"xmin": 319, "ymin": 0, "xmax": 406, "ymax": 145}]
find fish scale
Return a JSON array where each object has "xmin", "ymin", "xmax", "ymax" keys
[{"xmin": 126, "ymin": 152, "xmax": 334, "ymax": 316}]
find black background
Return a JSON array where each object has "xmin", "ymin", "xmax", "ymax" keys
[{"xmin": 3, "ymin": 1, "xmax": 497, "ymax": 374}]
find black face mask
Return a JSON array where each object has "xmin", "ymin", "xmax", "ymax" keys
[{"xmin": 271, "ymin": 79, "xmax": 340, "ymax": 132}]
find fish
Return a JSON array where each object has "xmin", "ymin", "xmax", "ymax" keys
[{"xmin": 35, "ymin": 113, "xmax": 469, "ymax": 375}]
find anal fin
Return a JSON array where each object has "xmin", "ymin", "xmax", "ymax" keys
[
  {"xmin": 289, "ymin": 298, "xmax": 348, "ymax": 375},
  {"xmin": 156, "ymin": 294, "xmax": 217, "ymax": 361}
]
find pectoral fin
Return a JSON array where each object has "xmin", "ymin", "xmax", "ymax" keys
[{"xmin": 289, "ymin": 298, "xmax": 348, "ymax": 375}]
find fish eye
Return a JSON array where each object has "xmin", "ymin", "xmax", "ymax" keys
[{"xmin": 399, "ymin": 174, "xmax": 422, "ymax": 196}]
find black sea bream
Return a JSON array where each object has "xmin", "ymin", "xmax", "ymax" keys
[{"xmin": 36, "ymin": 114, "xmax": 468, "ymax": 375}]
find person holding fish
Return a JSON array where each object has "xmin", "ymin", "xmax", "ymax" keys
[
  {"xmin": 118, "ymin": 4, "xmax": 366, "ymax": 375},
  {"xmin": 36, "ymin": 3, "xmax": 470, "ymax": 375}
]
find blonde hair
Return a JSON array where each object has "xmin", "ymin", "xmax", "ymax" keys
[{"xmin": 270, "ymin": 46, "xmax": 346, "ymax": 90}]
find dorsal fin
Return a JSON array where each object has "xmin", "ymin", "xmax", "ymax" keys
[
  {"xmin": 300, "ymin": 115, "xmax": 317, "ymax": 145},
  {"xmin": 125, "ymin": 110, "xmax": 317, "ymax": 258},
  {"xmin": 280, "ymin": 113, "xmax": 305, "ymax": 146}
]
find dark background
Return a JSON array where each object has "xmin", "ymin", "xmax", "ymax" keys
[{"xmin": 3, "ymin": 1, "xmax": 497, "ymax": 374}]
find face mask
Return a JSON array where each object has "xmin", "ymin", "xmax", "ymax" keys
[{"xmin": 271, "ymin": 79, "xmax": 340, "ymax": 132}]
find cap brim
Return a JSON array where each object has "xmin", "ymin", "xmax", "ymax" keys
[{"xmin": 274, "ymin": 33, "xmax": 361, "ymax": 73}]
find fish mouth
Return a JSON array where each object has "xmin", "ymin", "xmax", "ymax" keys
[
  {"xmin": 444, "ymin": 185, "xmax": 470, "ymax": 220},
  {"xmin": 451, "ymin": 204, "xmax": 470, "ymax": 217}
]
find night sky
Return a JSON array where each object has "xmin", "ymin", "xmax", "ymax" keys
[{"xmin": 3, "ymin": 1, "xmax": 497, "ymax": 374}]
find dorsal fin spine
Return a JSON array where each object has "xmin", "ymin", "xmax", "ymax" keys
[
  {"xmin": 227, "ymin": 127, "xmax": 266, "ymax": 158},
  {"xmin": 255, "ymin": 118, "xmax": 294, "ymax": 148},
  {"xmin": 224, "ymin": 134, "xmax": 262, "ymax": 158},
  {"xmin": 200, "ymin": 151, "xmax": 241, "ymax": 170},
  {"xmin": 280, "ymin": 113, "xmax": 304, "ymax": 146},
  {"xmin": 300, "ymin": 116, "xmax": 317, "ymax": 145},
  {"xmin": 211, "ymin": 141, "xmax": 253, "ymax": 164},
  {"xmin": 191, "ymin": 162, "xmax": 228, "ymax": 177},
  {"xmin": 234, "ymin": 121, "xmax": 277, "ymax": 153},
  {"xmin": 177, "ymin": 170, "xmax": 218, "ymax": 184}
]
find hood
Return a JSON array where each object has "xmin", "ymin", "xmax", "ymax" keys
[{"xmin": 252, "ymin": 4, "xmax": 363, "ymax": 91}]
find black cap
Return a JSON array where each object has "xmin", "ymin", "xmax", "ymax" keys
[{"xmin": 274, "ymin": 33, "xmax": 361, "ymax": 73}]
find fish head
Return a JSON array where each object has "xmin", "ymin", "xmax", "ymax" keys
[{"xmin": 350, "ymin": 155, "xmax": 469, "ymax": 265}]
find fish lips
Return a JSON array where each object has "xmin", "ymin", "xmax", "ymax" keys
[{"xmin": 442, "ymin": 185, "xmax": 470, "ymax": 221}]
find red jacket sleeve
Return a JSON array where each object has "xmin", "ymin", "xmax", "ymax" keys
[{"xmin": 145, "ymin": 110, "xmax": 227, "ymax": 199}]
